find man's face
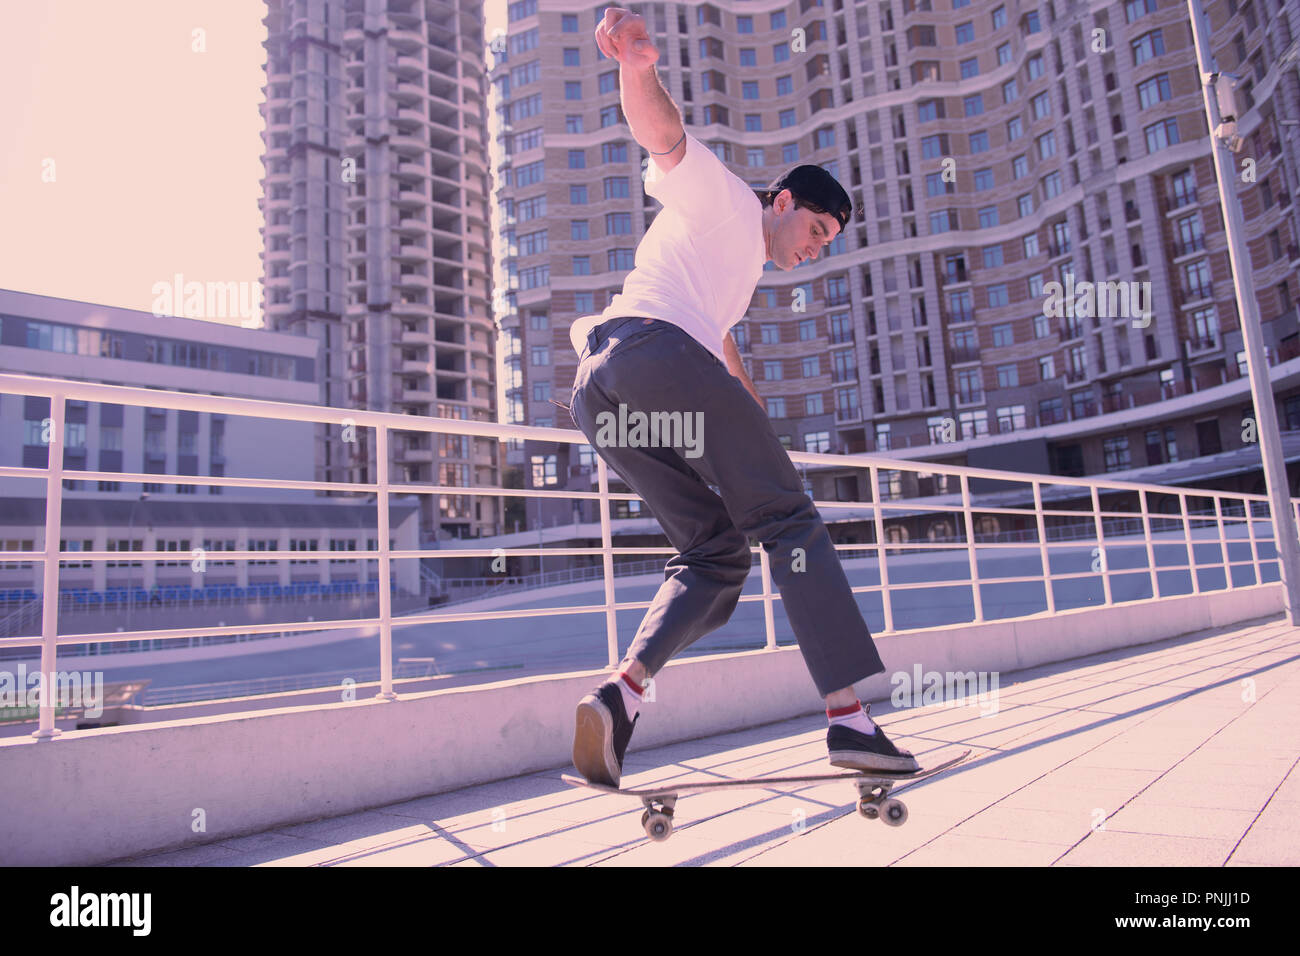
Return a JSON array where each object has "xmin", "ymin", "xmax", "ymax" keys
[{"xmin": 767, "ymin": 190, "xmax": 841, "ymax": 270}]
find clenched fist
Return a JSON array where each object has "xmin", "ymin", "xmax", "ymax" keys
[{"xmin": 595, "ymin": 6, "xmax": 659, "ymax": 69}]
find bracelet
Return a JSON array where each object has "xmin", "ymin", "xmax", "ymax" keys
[{"xmin": 649, "ymin": 130, "xmax": 686, "ymax": 155}]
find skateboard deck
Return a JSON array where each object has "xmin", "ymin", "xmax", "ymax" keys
[{"xmin": 563, "ymin": 749, "xmax": 971, "ymax": 841}]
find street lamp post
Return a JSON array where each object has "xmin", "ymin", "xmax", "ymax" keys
[
  {"xmin": 1186, "ymin": 0, "xmax": 1300, "ymax": 624},
  {"xmin": 125, "ymin": 492, "xmax": 149, "ymax": 629}
]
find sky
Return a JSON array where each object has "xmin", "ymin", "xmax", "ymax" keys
[{"xmin": 0, "ymin": 1, "xmax": 508, "ymax": 328}]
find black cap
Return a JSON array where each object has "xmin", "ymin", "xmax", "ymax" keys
[{"xmin": 761, "ymin": 165, "xmax": 853, "ymax": 232}]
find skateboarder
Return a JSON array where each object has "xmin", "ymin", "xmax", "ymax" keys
[{"xmin": 568, "ymin": 7, "xmax": 918, "ymax": 787}]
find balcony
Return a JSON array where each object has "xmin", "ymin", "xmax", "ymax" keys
[
  {"xmin": 949, "ymin": 346, "xmax": 981, "ymax": 364},
  {"xmin": 1173, "ymin": 236, "xmax": 1206, "ymax": 257},
  {"xmin": 1182, "ymin": 283, "xmax": 1214, "ymax": 303},
  {"xmin": 1169, "ymin": 189, "xmax": 1198, "ymax": 210},
  {"xmin": 4, "ymin": 369, "xmax": 1299, "ymax": 866}
]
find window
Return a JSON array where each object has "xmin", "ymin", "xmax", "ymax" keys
[
  {"xmin": 959, "ymin": 407, "xmax": 989, "ymax": 438},
  {"xmin": 1132, "ymin": 30, "xmax": 1165, "ymax": 65},
  {"xmin": 996, "ymin": 405, "xmax": 1026, "ymax": 431},
  {"xmin": 1039, "ymin": 355, "xmax": 1056, "ymax": 379},
  {"xmin": 1012, "ymin": 155, "xmax": 1028, "ymax": 179},
  {"xmin": 956, "ymin": 368, "xmax": 983, "ymax": 403},
  {"xmin": 919, "ymin": 100, "xmax": 941, "ymax": 122},
  {"xmin": 518, "ymin": 263, "xmax": 549, "ymax": 289},
  {"xmin": 956, "ymin": 22, "xmax": 974, "ymax": 43},
  {"xmin": 1027, "ymin": 54, "xmax": 1044, "ymax": 80},
  {"xmin": 774, "ymin": 43, "xmax": 790, "ymax": 62},
  {"xmin": 772, "ymin": 10, "xmax": 787, "ymax": 28},
  {"xmin": 570, "ymin": 220, "xmax": 589, "ymax": 240},
  {"xmin": 603, "ymin": 177, "xmax": 630, "ymax": 199},
  {"xmin": 565, "ymin": 114, "xmax": 584, "ymax": 133},
  {"xmin": 575, "ymin": 291, "xmax": 594, "ymax": 312},
  {"xmin": 804, "ymin": 431, "xmax": 831, "ymax": 453},
  {"xmin": 737, "ymin": 14, "xmax": 753, "ymax": 33},
  {"xmin": 600, "ymin": 105, "xmax": 620, "ymax": 127},
  {"xmin": 561, "ymin": 13, "xmax": 578, "ymax": 32},
  {"xmin": 764, "ymin": 360, "xmax": 784, "ymax": 380},
  {"xmin": 563, "ymin": 48, "xmax": 580, "ymax": 67},
  {"xmin": 1146, "ymin": 426, "xmax": 1178, "ymax": 464},
  {"xmin": 1003, "ymin": 78, "xmax": 1018, "ymax": 103},
  {"xmin": 1034, "ymin": 314, "xmax": 1051, "ymax": 338},
  {"xmin": 799, "ymin": 319, "xmax": 817, "ymax": 340},
  {"xmin": 747, "ymin": 147, "xmax": 764, "ymax": 166},
  {"xmin": 983, "ymin": 245, "xmax": 1004, "ymax": 267},
  {"xmin": 992, "ymin": 322, "xmax": 1014, "ymax": 346},
  {"xmin": 1031, "ymin": 91, "xmax": 1051, "ymax": 120},
  {"xmin": 530, "ymin": 346, "xmax": 549, "ymax": 366},
  {"xmin": 569, "ymin": 184, "xmax": 588, "ymax": 204},
  {"xmin": 605, "ymin": 212, "xmax": 632, "ymax": 234},
  {"xmin": 743, "ymin": 80, "xmax": 759, "ymax": 99},
  {"xmin": 598, "ymin": 71, "xmax": 618, "ymax": 95},
  {"xmin": 815, "ymin": 127, "xmax": 836, "ymax": 149},
  {"xmin": 1103, "ymin": 436, "xmax": 1131, "ymax": 472},
  {"xmin": 1036, "ymin": 130, "xmax": 1056, "ymax": 159},
  {"xmin": 608, "ymin": 248, "xmax": 636, "ymax": 270},
  {"xmin": 766, "ymin": 396, "xmax": 787, "ymax": 419},
  {"xmin": 760, "ymin": 324, "xmax": 780, "ymax": 345},
  {"xmin": 532, "ymin": 381, "xmax": 551, "ymax": 402},
  {"xmin": 518, "ymin": 229, "xmax": 547, "ymax": 255},
  {"xmin": 970, "ymin": 131, "xmax": 989, "ymax": 152},
  {"xmin": 974, "ymin": 168, "xmax": 994, "ymax": 191},
  {"xmin": 510, "ymin": 28, "xmax": 538, "ymax": 54},
  {"xmin": 979, "ymin": 206, "xmax": 999, "ymax": 227},
  {"xmin": 964, "ymin": 94, "xmax": 984, "ymax": 117},
  {"xmin": 1145, "ymin": 118, "xmax": 1179, "ymax": 152},
  {"xmin": 961, "ymin": 58, "xmax": 979, "ymax": 79},
  {"xmin": 601, "ymin": 142, "xmax": 628, "ymax": 163},
  {"xmin": 996, "ymin": 364, "xmax": 1019, "ymax": 387},
  {"xmin": 567, "ymin": 149, "xmax": 586, "ymax": 170},
  {"xmin": 531, "ymin": 455, "xmax": 558, "ymax": 486},
  {"xmin": 1007, "ymin": 116, "xmax": 1023, "ymax": 140},
  {"xmin": 572, "ymin": 256, "xmax": 591, "ymax": 276},
  {"xmin": 1137, "ymin": 74, "xmax": 1172, "ymax": 108},
  {"xmin": 1024, "ymin": 11, "xmax": 1042, "ymax": 33},
  {"xmin": 565, "ymin": 81, "xmax": 582, "ymax": 100},
  {"xmin": 997, "ymin": 42, "xmax": 1012, "ymax": 65},
  {"xmin": 777, "ymin": 75, "xmax": 793, "ymax": 95},
  {"xmin": 1125, "ymin": 0, "xmax": 1158, "ymax": 23},
  {"xmin": 1024, "ymin": 233, "xmax": 1040, "ymax": 257},
  {"xmin": 779, "ymin": 109, "xmax": 797, "ymax": 128},
  {"xmin": 1042, "ymin": 171, "xmax": 1063, "ymax": 199},
  {"xmin": 992, "ymin": 5, "xmax": 1007, "ymax": 28},
  {"xmin": 746, "ymin": 114, "xmax": 763, "ymax": 132},
  {"xmin": 517, "ymin": 195, "xmax": 546, "ymax": 221},
  {"xmin": 783, "ymin": 143, "xmax": 799, "ymax": 162},
  {"xmin": 802, "ymin": 355, "xmax": 822, "ymax": 377},
  {"xmin": 806, "ymin": 393, "xmax": 825, "ymax": 415},
  {"xmin": 740, "ymin": 47, "xmax": 758, "ymax": 66}
]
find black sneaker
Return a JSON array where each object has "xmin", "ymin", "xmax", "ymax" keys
[
  {"xmin": 573, "ymin": 680, "xmax": 639, "ymax": 787},
  {"xmin": 826, "ymin": 705, "xmax": 919, "ymax": 774}
]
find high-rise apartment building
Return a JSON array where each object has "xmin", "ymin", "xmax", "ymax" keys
[
  {"xmin": 490, "ymin": 0, "xmax": 1300, "ymax": 517},
  {"xmin": 260, "ymin": 0, "xmax": 500, "ymax": 540}
]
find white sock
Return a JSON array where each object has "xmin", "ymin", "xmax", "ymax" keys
[
  {"xmin": 828, "ymin": 702, "xmax": 876, "ymax": 735},
  {"xmin": 616, "ymin": 671, "xmax": 643, "ymax": 720}
]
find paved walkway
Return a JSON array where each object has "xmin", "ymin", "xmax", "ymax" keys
[{"xmin": 108, "ymin": 616, "xmax": 1300, "ymax": 867}]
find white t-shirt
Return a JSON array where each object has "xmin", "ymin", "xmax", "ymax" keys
[{"xmin": 568, "ymin": 133, "xmax": 766, "ymax": 363}]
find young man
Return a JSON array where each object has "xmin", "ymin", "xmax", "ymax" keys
[{"xmin": 567, "ymin": 7, "xmax": 917, "ymax": 787}]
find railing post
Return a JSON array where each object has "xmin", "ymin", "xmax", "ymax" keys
[
  {"xmin": 1247, "ymin": 496, "xmax": 1262, "ymax": 585},
  {"xmin": 596, "ymin": 458, "xmax": 619, "ymax": 668},
  {"xmin": 868, "ymin": 465, "xmax": 894, "ymax": 633},
  {"xmin": 375, "ymin": 424, "xmax": 396, "ymax": 701},
  {"xmin": 1032, "ymin": 481, "xmax": 1056, "ymax": 614},
  {"xmin": 960, "ymin": 473, "xmax": 984, "ymax": 622},
  {"xmin": 1090, "ymin": 485, "xmax": 1113, "ymax": 606},
  {"xmin": 1214, "ymin": 496, "xmax": 1232, "ymax": 590},
  {"xmin": 32, "ymin": 392, "xmax": 65, "ymax": 740},
  {"xmin": 1180, "ymin": 492, "xmax": 1200, "ymax": 594},
  {"xmin": 1140, "ymin": 489, "xmax": 1161, "ymax": 600},
  {"xmin": 759, "ymin": 546, "xmax": 777, "ymax": 649}
]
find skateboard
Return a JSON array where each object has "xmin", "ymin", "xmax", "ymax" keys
[{"xmin": 562, "ymin": 749, "xmax": 971, "ymax": 842}]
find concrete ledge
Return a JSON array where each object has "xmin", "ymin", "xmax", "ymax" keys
[{"xmin": 0, "ymin": 583, "xmax": 1284, "ymax": 865}]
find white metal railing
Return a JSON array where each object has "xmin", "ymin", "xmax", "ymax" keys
[{"xmin": 2, "ymin": 371, "xmax": 1297, "ymax": 738}]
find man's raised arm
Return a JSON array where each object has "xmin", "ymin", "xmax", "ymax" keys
[{"xmin": 594, "ymin": 7, "xmax": 686, "ymax": 172}]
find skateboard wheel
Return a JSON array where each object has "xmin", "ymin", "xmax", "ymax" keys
[
  {"xmin": 644, "ymin": 812, "xmax": 673, "ymax": 842},
  {"xmin": 857, "ymin": 799, "xmax": 879, "ymax": 820},
  {"xmin": 880, "ymin": 798, "xmax": 907, "ymax": 827}
]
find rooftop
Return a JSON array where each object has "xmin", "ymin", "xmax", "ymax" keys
[{"xmin": 106, "ymin": 615, "xmax": 1300, "ymax": 867}]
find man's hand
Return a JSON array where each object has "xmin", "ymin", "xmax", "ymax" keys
[{"xmin": 595, "ymin": 7, "xmax": 659, "ymax": 69}]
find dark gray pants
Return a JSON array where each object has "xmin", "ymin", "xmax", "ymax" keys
[{"xmin": 569, "ymin": 317, "xmax": 885, "ymax": 698}]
